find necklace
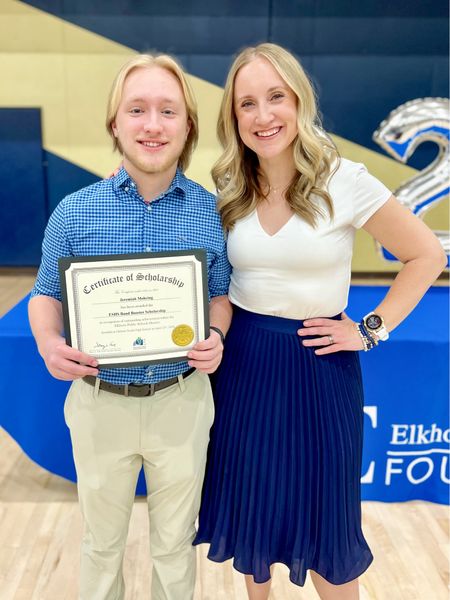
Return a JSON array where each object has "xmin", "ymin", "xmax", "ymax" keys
[
  {"xmin": 267, "ymin": 184, "xmax": 287, "ymax": 196},
  {"xmin": 260, "ymin": 177, "xmax": 289, "ymax": 197}
]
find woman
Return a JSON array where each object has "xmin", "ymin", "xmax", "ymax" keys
[{"xmin": 190, "ymin": 43, "xmax": 446, "ymax": 599}]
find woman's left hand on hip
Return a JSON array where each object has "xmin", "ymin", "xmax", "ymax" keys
[{"xmin": 297, "ymin": 312, "xmax": 365, "ymax": 355}]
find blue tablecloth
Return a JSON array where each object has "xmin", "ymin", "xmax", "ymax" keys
[{"xmin": 1, "ymin": 286, "xmax": 448, "ymax": 502}]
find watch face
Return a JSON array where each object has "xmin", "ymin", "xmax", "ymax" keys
[{"xmin": 366, "ymin": 314, "xmax": 382, "ymax": 330}]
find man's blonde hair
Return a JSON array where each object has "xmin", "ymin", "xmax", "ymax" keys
[{"xmin": 106, "ymin": 53, "xmax": 199, "ymax": 172}]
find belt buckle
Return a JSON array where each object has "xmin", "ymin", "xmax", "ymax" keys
[{"xmin": 136, "ymin": 383, "xmax": 155, "ymax": 397}]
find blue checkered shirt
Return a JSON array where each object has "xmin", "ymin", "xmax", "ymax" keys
[{"xmin": 31, "ymin": 168, "xmax": 231, "ymax": 385}]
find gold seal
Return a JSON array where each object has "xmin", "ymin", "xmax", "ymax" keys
[{"xmin": 171, "ymin": 324, "xmax": 194, "ymax": 346}]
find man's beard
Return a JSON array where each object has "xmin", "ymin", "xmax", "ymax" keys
[{"xmin": 123, "ymin": 148, "xmax": 179, "ymax": 176}]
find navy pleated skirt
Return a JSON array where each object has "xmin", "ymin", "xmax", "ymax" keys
[{"xmin": 194, "ymin": 306, "xmax": 373, "ymax": 586}]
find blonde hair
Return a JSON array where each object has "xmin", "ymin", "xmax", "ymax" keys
[
  {"xmin": 106, "ymin": 53, "xmax": 198, "ymax": 172},
  {"xmin": 213, "ymin": 43, "xmax": 339, "ymax": 230}
]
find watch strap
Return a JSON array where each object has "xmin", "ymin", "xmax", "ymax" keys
[{"xmin": 210, "ymin": 326, "xmax": 225, "ymax": 344}]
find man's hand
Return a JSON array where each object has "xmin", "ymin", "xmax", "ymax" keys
[
  {"xmin": 40, "ymin": 335, "xmax": 99, "ymax": 381},
  {"xmin": 187, "ymin": 329, "xmax": 223, "ymax": 374},
  {"xmin": 29, "ymin": 296, "xmax": 99, "ymax": 381}
]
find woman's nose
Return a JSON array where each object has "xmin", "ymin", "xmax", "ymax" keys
[{"xmin": 255, "ymin": 103, "xmax": 274, "ymax": 126}]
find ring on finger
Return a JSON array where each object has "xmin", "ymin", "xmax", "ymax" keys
[{"xmin": 328, "ymin": 334, "xmax": 334, "ymax": 345}]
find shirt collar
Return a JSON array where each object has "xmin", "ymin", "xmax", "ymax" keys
[{"xmin": 112, "ymin": 166, "xmax": 189, "ymax": 199}]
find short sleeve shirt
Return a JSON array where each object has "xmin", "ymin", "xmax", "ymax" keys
[
  {"xmin": 227, "ymin": 159, "xmax": 391, "ymax": 319},
  {"xmin": 31, "ymin": 168, "xmax": 231, "ymax": 384}
]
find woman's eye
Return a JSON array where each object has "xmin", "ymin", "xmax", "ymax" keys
[
  {"xmin": 129, "ymin": 107, "xmax": 143, "ymax": 114},
  {"xmin": 162, "ymin": 109, "xmax": 175, "ymax": 115},
  {"xmin": 241, "ymin": 101, "xmax": 254, "ymax": 109},
  {"xmin": 271, "ymin": 93, "xmax": 284, "ymax": 101}
]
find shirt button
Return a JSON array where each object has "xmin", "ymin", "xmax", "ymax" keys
[
  {"xmin": 124, "ymin": 186, "xmax": 129, "ymax": 192},
  {"xmin": 145, "ymin": 246, "xmax": 151, "ymax": 252},
  {"xmin": 131, "ymin": 182, "xmax": 135, "ymax": 187},
  {"xmin": 147, "ymin": 204, "xmax": 152, "ymax": 211},
  {"xmin": 146, "ymin": 368, "xmax": 153, "ymax": 376}
]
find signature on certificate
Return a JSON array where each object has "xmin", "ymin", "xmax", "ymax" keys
[{"xmin": 93, "ymin": 341, "xmax": 118, "ymax": 351}]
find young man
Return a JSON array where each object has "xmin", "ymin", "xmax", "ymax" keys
[{"xmin": 28, "ymin": 54, "xmax": 232, "ymax": 600}]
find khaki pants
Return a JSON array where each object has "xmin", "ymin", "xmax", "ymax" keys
[{"xmin": 64, "ymin": 370, "xmax": 214, "ymax": 600}]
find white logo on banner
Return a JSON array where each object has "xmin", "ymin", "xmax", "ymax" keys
[
  {"xmin": 361, "ymin": 406, "xmax": 377, "ymax": 484},
  {"xmin": 362, "ymin": 406, "xmax": 450, "ymax": 485}
]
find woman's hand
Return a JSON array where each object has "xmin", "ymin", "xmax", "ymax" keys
[
  {"xmin": 297, "ymin": 312, "xmax": 365, "ymax": 355},
  {"xmin": 107, "ymin": 163, "xmax": 123, "ymax": 178}
]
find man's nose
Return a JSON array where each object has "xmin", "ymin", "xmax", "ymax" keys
[{"xmin": 143, "ymin": 111, "xmax": 163, "ymax": 134}]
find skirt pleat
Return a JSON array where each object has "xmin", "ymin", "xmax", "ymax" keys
[{"xmin": 194, "ymin": 306, "xmax": 373, "ymax": 586}]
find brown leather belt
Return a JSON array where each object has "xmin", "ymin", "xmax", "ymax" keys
[{"xmin": 83, "ymin": 367, "xmax": 196, "ymax": 397}]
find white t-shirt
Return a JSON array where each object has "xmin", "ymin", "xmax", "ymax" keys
[{"xmin": 227, "ymin": 158, "xmax": 392, "ymax": 319}]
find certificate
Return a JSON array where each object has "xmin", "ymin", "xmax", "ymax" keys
[{"xmin": 59, "ymin": 250, "xmax": 209, "ymax": 368}]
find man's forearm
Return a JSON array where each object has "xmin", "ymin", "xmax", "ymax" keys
[
  {"xmin": 209, "ymin": 294, "xmax": 233, "ymax": 338},
  {"xmin": 28, "ymin": 295, "xmax": 65, "ymax": 355}
]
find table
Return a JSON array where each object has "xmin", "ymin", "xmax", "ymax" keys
[{"xmin": 1, "ymin": 286, "xmax": 448, "ymax": 502}]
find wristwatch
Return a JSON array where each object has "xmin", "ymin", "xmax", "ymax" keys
[{"xmin": 362, "ymin": 312, "xmax": 389, "ymax": 341}]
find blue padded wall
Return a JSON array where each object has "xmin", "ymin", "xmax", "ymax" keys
[
  {"xmin": 0, "ymin": 108, "xmax": 47, "ymax": 266},
  {"xmin": 0, "ymin": 109, "xmax": 99, "ymax": 266}
]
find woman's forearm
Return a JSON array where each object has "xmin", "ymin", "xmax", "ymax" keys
[{"xmin": 372, "ymin": 254, "xmax": 446, "ymax": 332}]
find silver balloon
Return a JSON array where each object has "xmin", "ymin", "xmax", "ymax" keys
[{"xmin": 373, "ymin": 97, "xmax": 449, "ymax": 264}]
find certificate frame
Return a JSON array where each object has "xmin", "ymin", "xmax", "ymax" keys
[{"xmin": 59, "ymin": 249, "xmax": 209, "ymax": 368}]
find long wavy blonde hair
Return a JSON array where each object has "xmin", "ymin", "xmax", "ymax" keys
[{"xmin": 213, "ymin": 43, "xmax": 339, "ymax": 230}]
